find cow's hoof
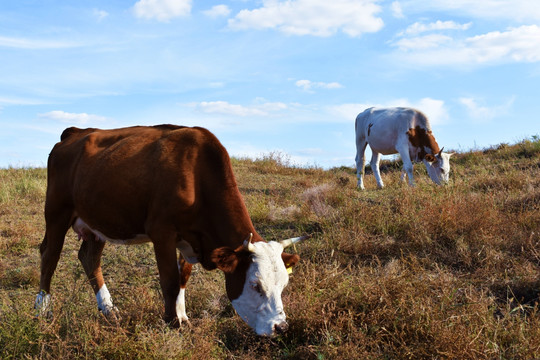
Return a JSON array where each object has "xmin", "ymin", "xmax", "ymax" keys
[
  {"xmin": 34, "ymin": 310, "xmax": 53, "ymax": 320},
  {"xmin": 164, "ymin": 316, "xmax": 180, "ymax": 328},
  {"xmin": 34, "ymin": 290, "xmax": 53, "ymax": 319},
  {"xmin": 100, "ymin": 305, "xmax": 121, "ymax": 322}
]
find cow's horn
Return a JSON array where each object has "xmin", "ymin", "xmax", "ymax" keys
[
  {"xmin": 438, "ymin": 147, "xmax": 444, "ymax": 156},
  {"xmin": 243, "ymin": 233, "xmax": 255, "ymax": 252},
  {"xmin": 280, "ymin": 235, "xmax": 310, "ymax": 249}
]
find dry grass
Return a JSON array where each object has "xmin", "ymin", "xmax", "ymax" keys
[{"xmin": 1, "ymin": 137, "xmax": 539, "ymax": 359}]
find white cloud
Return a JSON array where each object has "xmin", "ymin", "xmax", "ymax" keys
[
  {"xmin": 329, "ymin": 97, "xmax": 448, "ymax": 125},
  {"xmin": 402, "ymin": 20, "xmax": 472, "ymax": 35},
  {"xmin": 0, "ymin": 36, "xmax": 78, "ymax": 49},
  {"xmin": 400, "ymin": 0, "xmax": 540, "ymax": 22},
  {"xmin": 466, "ymin": 25, "xmax": 540, "ymax": 62},
  {"xmin": 203, "ymin": 5, "xmax": 231, "ymax": 18},
  {"xmin": 394, "ymin": 20, "xmax": 472, "ymax": 51},
  {"xmin": 295, "ymin": 80, "xmax": 343, "ymax": 91},
  {"xmin": 405, "ymin": 98, "xmax": 449, "ymax": 125},
  {"xmin": 459, "ymin": 96, "xmax": 515, "ymax": 122},
  {"xmin": 391, "ymin": 1, "xmax": 404, "ymax": 18},
  {"xmin": 394, "ymin": 33, "xmax": 453, "ymax": 50},
  {"xmin": 393, "ymin": 25, "xmax": 540, "ymax": 65},
  {"xmin": 133, "ymin": 0, "xmax": 192, "ymax": 22},
  {"xmin": 329, "ymin": 103, "xmax": 369, "ymax": 121},
  {"xmin": 225, "ymin": 142, "xmax": 269, "ymax": 160},
  {"xmin": 0, "ymin": 96, "xmax": 44, "ymax": 105},
  {"xmin": 193, "ymin": 101, "xmax": 287, "ymax": 117},
  {"xmin": 39, "ymin": 111, "xmax": 107, "ymax": 125},
  {"xmin": 228, "ymin": 0, "xmax": 383, "ymax": 37},
  {"xmin": 93, "ymin": 9, "xmax": 109, "ymax": 21}
]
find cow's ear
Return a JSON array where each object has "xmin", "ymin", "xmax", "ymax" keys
[
  {"xmin": 211, "ymin": 247, "xmax": 239, "ymax": 273},
  {"xmin": 425, "ymin": 154, "xmax": 437, "ymax": 163},
  {"xmin": 282, "ymin": 252, "xmax": 300, "ymax": 269}
]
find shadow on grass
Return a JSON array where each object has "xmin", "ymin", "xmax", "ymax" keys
[{"xmin": 490, "ymin": 279, "xmax": 540, "ymax": 309}]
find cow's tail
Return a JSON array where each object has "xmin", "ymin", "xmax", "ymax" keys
[{"xmin": 354, "ymin": 114, "xmax": 359, "ymax": 164}]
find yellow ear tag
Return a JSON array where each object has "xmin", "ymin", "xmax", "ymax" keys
[{"xmin": 286, "ymin": 266, "xmax": 293, "ymax": 275}]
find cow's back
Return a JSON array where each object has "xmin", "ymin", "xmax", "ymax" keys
[
  {"xmin": 357, "ymin": 107, "xmax": 425, "ymax": 133},
  {"xmin": 356, "ymin": 107, "xmax": 432, "ymax": 155},
  {"xmin": 46, "ymin": 125, "xmax": 231, "ymax": 239}
]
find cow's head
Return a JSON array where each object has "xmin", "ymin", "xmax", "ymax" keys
[
  {"xmin": 424, "ymin": 148, "xmax": 454, "ymax": 185},
  {"xmin": 211, "ymin": 234, "xmax": 305, "ymax": 336}
]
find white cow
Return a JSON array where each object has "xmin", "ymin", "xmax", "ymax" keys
[{"xmin": 355, "ymin": 107, "xmax": 453, "ymax": 189}]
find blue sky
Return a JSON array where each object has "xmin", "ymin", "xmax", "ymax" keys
[{"xmin": 1, "ymin": 0, "xmax": 539, "ymax": 168}]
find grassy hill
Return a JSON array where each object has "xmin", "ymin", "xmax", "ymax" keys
[{"xmin": 1, "ymin": 137, "xmax": 539, "ymax": 359}]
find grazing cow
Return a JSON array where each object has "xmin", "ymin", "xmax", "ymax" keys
[
  {"xmin": 35, "ymin": 124, "xmax": 307, "ymax": 337},
  {"xmin": 355, "ymin": 107, "xmax": 453, "ymax": 189}
]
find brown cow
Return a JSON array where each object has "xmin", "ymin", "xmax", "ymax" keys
[{"xmin": 34, "ymin": 125, "xmax": 306, "ymax": 336}]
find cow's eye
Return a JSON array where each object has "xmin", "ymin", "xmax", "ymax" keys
[{"xmin": 252, "ymin": 283, "xmax": 263, "ymax": 295}]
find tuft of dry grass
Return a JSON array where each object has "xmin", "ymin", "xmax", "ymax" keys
[{"xmin": 1, "ymin": 136, "xmax": 539, "ymax": 359}]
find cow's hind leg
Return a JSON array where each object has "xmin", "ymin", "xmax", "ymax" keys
[
  {"xmin": 370, "ymin": 152, "xmax": 384, "ymax": 188},
  {"xmin": 78, "ymin": 234, "xmax": 118, "ymax": 318},
  {"xmin": 36, "ymin": 209, "xmax": 72, "ymax": 316},
  {"xmin": 176, "ymin": 257, "xmax": 192, "ymax": 323},
  {"xmin": 355, "ymin": 141, "xmax": 368, "ymax": 189}
]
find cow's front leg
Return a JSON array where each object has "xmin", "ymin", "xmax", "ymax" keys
[
  {"xmin": 153, "ymin": 236, "xmax": 181, "ymax": 326},
  {"xmin": 401, "ymin": 158, "xmax": 415, "ymax": 187},
  {"xmin": 397, "ymin": 146, "xmax": 415, "ymax": 187},
  {"xmin": 176, "ymin": 257, "xmax": 193, "ymax": 323},
  {"xmin": 400, "ymin": 170, "xmax": 407, "ymax": 183},
  {"xmin": 355, "ymin": 141, "xmax": 368, "ymax": 190}
]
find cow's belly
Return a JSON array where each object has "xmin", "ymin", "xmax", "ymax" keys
[
  {"xmin": 73, "ymin": 218, "xmax": 201, "ymax": 264},
  {"xmin": 366, "ymin": 129, "xmax": 399, "ymax": 155},
  {"xmin": 72, "ymin": 217, "xmax": 150, "ymax": 245},
  {"xmin": 368, "ymin": 140, "xmax": 397, "ymax": 155},
  {"xmin": 176, "ymin": 240, "xmax": 200, "ymax": 264}
]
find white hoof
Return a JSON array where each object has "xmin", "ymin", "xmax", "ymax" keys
[
  {"xmin": 34, "ymin": 290, "xmax": 52, "ymax": 318},
  {"xmin": 100, "ymin": 304, "xmax": 121, "ymax": 321}
]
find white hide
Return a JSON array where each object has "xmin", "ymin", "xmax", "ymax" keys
[
  {"xmin": 231, "ymin": 241, "xmax": 289, "ymax": 337},
  {"xmin": 424, "ymin": 152, "xmax": 452, "ymax": 185},
  {"xmin": 175, "ymin": 288, "xmax": 189, "ymax": 322},
  {"xmin": 96, "ymin": 284, "xmax": 117, "ymax": 316},
  {"xmin": 34, "ymin": 290, "xmax": 52, "ymax": 317},
  {"xmin": 355, "ymin": 107, "xmax": 452, "ymax": 189},
  {"xmin": 73, "ymin": 218, "xmax": 200, "ymax": 264},
  {"xmin": 72, "ymin": 217, "xmax": 149, "ymax": 245}
]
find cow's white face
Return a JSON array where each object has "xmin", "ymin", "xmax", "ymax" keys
[
  {"xmin": 231, "ymin": 241, "xmax": 290, "ymax": 336},
  {"xmin": 212, "ymin": 235, "xmax": 304, "ymax": 336},
  {"xmin": 425, "ymin": 152, "xmax": 453, "ymax": 185}
]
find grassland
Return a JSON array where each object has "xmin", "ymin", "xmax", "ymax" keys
[{"xmin": 1, "ymin": 137, "xmax": 539, "ymax": 359}]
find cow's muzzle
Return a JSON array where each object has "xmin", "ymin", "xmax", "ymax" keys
[{"xmin": 273, "ymin": 321, "xmax": 289, "ymax": 335}]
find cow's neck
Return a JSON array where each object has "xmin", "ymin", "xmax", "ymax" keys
[
  {"xmin": 406, "ymin": 125, "xmax": 440, "ymax": 160},
  {"xmin": 186, "ymin": 184, "xmax": 261, "ymax": 269}
]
